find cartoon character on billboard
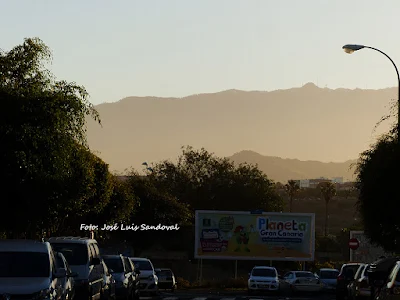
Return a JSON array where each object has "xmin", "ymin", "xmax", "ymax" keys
[{"xmin": 234, "ymin": 225, "xmax": 253, "ymax": 252}]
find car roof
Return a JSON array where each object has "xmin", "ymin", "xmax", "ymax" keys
[
  {"xmin": 320, "ymin": 268, "xmax": 339, "ymax": 271},
  {"xmin": 253, "ymin": 266, "xmax": 276, "ymax": 269},
  {"xmin": 102, "ymin": 255, "xmax": 123, "ymax": 259},
  {"xmin": 0, "ymin": 240, "xmax": 51, "ymax": 253},
  {"xmin": 156, "ymin": 268, "xmax": 172, "ymax": 271},
  {"xmin": 130, "ymin": 257, "xmax": 150, "ymax": 261},
  {"xmin": 47, "ymin": 236, "xmax": 97, "ymax": 244}
]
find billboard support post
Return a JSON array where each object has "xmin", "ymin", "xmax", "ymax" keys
[
  {"xmin": 234, "ymin": 260, "xmax": 237, "ymax": 279},
  {"xmin": 195, "ymin": 210, "xmax": 315, "ymax": 261}
]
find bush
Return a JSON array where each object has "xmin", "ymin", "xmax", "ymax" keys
[{"xmin": 176, "ymin": 277, "xmax": 190, "ymax": 289}]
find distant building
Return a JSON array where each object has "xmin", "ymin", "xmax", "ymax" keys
[
  {"xmin": 299, "ymin": 179, "xmax": 310, "ymax": 188},
  {"xmin": 332, "ymin": 177, "xmax": 343, "ymax": 184},
  {"xmin": 309, "ymin": 178, "xmax": 330, "ymax": 188}
]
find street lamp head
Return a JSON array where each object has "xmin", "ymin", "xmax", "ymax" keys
[{"xmin": 342, "ymin": 44, "xmax": 365, "ymax": 54}]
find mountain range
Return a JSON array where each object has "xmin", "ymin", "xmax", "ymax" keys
[{"xmin": 85, "ymin": 83, "xmax": 395, "ymax": 182}]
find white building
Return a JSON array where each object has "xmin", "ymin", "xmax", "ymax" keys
[
  {"xmin": 299, "ymin": 179, "xmax": 310, "ymax": 188},
  {"xmin": 331, "ymin": 177, "xmax": 343, "ymax": 184}
]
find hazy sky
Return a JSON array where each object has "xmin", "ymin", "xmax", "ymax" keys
[{"xmin": 2, "ymin": 0, "xmax": 400, "ymax": 105}]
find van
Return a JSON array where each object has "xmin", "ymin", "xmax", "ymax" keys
[
  {"xmin": 0, "ymin": 239, "xmax": 69, "ymax": 296},
  {"xmin": 48, "ymin": 236, "xmax": 104, "ymax": 300}
]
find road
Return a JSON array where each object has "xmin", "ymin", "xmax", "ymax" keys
[{"xmin": 139, "ymin": 290, "xmax": 336, "ymax": 300}]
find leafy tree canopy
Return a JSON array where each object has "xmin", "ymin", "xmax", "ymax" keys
[
  {"xmin": 0, "ymin": 38, "xmax": 109, "ymax": 236},
  {"xmin": 147, "ymin": 146, "xmax": 284, "ymax": 212},
  {"xmin": 355, "ymin": 131, "xmax": 399, "ymax": 252}
]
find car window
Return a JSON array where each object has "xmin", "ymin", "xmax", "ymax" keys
[
  {"xmin": 132, "ymin": 260, "xmax": 153, "ymax": 271},
  {"xmin": 124, "ymin": 257, "xmax": 132, "ymax": 272},
  {"xmin": 51, "ymin": 243, "xmax": 89, "ymax": 265},
  {"xmin": 284, "ymin": 272, "xmax": 293, "ymax": 279},
  {"xmin": 157, "ymin": 270, "xmax": 173, "ymax": 277},
  {"xmin": 103, "ymin": 257, "xmax": 125, "ymax": 273},
  {"xmin": 355, "ymin": 265, "xmax": 365, "ymax": 279},
  {"xmin": 395, "ymin": 269, "xmax": 400, "ymax": 282},
  {"xmin": 251, "ymin": 268, "xmax": 277, "ymax": 277},
  {"xmin": 295, "ymin": 272, "xmax": 315, "ymax": 278},
  {"xmin": 343, "ymin": 265, "xmax": 360, "ymax": 277},
  {"xmin": 320, "ymin": 270, "xmax": 339, "ymax": 279},
  {"xmin": 89, "ymin": 244, "xmax": 96, "ymax": 260},
  {"xmin": 0, "ymin": 252, "xmax": 50, "ymax": 277}
]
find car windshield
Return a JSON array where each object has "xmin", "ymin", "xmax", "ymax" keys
[
  {"xmin": 343, "ymin": 265, "xmax": 361, "ymax": 276},
  {"xmin": 252, "ymin": 269, "xmax": 276, "ymax": 277},
  {"xmin": 132, "ymin": 260, "xmax": 153, "ymax": 271},
  {"xmin": 0, "ymin": 252, "xmax": 50, "ymax": 277},
  {"xmin": 320, "ymin": 270, "xmax": 339, "ymax": 279},
  {"xmin": 103, "ymin": 257, "xmax": 124, "ymax": 273},
  {"xmin": 50, "ymin": 243, "xmax": 88, "ymax": 265},
  {"xmin": 296, "ymin": 272, "xmax": 315, "ymax": 278},
  {"xmin": 157, "ymin": 270, "xmax": 172, "ymax": 277}
]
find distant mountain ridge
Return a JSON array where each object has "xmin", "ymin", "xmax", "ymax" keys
[
  {"xmin": 85, "ymin": 83, "xmax": 394, "ymax": 175},
  {"xmin": 227, "ymin": 150, "xmax": 357, "ymax": 183}
]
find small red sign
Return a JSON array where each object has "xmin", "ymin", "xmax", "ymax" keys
[{"xmin": 349, "ymin": 238, "xmax": 360, "ymax": 250}]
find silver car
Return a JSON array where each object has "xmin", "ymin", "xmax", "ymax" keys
[
  {"xmin": 315, "ymin": 268, "xmax": 339, "ymax": 291},
  {"xmin": 130, "ymin": 257, "xmax": 159, "ymax": 295},
  {"xmin": 155, "ymin": 268, "xmax": 176, "ymax": 292},
  {"xmin": 282, "ymin": 271, "xmax": 322, "ymax": 294},
  {"xmin": 0, "ymin": 239, "xmax": 67, "ymax": 296}
]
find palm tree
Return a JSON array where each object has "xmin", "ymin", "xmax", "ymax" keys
[
  {"xmin": 284, "ymin": 180, "xmax": 300, "ymax": 212},
  {"xmin": 318, "ymin": 181, "xmax": 337, "ymax": 236}
]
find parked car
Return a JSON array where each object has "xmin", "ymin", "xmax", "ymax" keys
[
  {"xmin": 282, "ymin": 271, "xmax": 322, "ymax": 294},
  {"xmin": 48, "ymin": 236, "xmax": 104, "ymax": 300},
  {"xmin": 348, "ymin": 264, "xmax": 370, "ymax": 300},
  {"xmin": 130, "ymin": 257, "xmax": 159, "ymax": 295},
  {"xmin": 55, "ymin": 251, "xmax": 77, "ymax": 300},
  {"xmin": 102, "ymin": 254, "xmax": 139, "ymax": 300},
  {"xmin": 100, "ymin": 258, "xmax": 117, "ymax": 300},
  {"xmin": 315, "ymin": 268, "xmax": 339, "ymax": 291},
  {"xmin": 0, "ymin": 239, "xmax": 67, "ymax": 296},
  {"xmin": 247, "ymin": 266, "xmax": 279, "ymax": 294},
  {"xmin": 377, "ymin": 261, "xmax": 400, "ymax": 300},
  {"xmin": 336, "ymin": 262, "xmax": 364, "ymax": 300},
  {"xmin": 155, "ymin": 268, "xmax": 177, "ymax": 292}
]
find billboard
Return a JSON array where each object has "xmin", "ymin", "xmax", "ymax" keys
[
  {"xmin": 349, "ymin": 231, "xmax": 390, "ymax": 263},
  {"xmin": 194, "ymin": 210, "xmax": 315, "ymax": 261}
]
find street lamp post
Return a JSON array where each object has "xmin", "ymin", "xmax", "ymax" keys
[{"xmin": 342, "ymin": 44, "xmax": 400, "ymax": 143}]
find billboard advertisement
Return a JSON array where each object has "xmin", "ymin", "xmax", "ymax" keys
[
  {"xmin": 194, "ymin": 210, "xmax": 315, "ymax": 261},
  {"xmin": 349, "ymin": 231, "xmax": 390, "ymax": 263}
]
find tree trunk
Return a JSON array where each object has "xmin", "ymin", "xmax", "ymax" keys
[{"xmin": 324, "ymin": 201, "xmax": 329, "ymax": 236}]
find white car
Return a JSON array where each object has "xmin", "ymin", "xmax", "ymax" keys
[
  {"xmin": 282, "ymin": 271, "xmax": 322, "ymax": 294},
  {"xmin": 248, "ymin": 266, "xmax": 280, "ymax": 294}
]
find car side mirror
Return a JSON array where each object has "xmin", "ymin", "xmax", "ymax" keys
[
  {"xmin": 53, "ymin": 268, "xmax": 67, "ymax": 278},
  {"xmin": 69, "ymin": 272, "xmax": 78, "ymax": 277},
  {"xmin": 91, "ymin": 257, "xmax": 100, "ymax": 265}
]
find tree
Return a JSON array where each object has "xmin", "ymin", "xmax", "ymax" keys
[
  {"xmin": 354, "ymin": 132, "xmax": 400, "ymax": 252},
  {"xmin": 128, "ymin": 172, "xmax": 192, "ymax": 225},
  {"xmin": 284, "ymin": 180, "xmax": 300, "ymax": 212},
  {"xmin": 318, "ymin": 181, "xmax": 336, "ymax": 236},
  {"xmin": 148, "ymin": 146, "xmax": 284, "ymax": 212},
  {"xmin": 0, "ymin": 38, "xmax": 103, "ymax": 237}
]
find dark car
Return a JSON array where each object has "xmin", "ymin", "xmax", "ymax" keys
[
  {"xmin": 155, "ymin": 268, "xmax": 177, "ymax": 292},
  {"xmin": 336, "ymin": 263, "xmax": 364, "ymax": 300},
  {"xmin": 102, "ymin": 255, "xmax": 139, "ymax": 300},
  {"xmin": 100, "ymin": 259, "xmax": 116, "ymax": 300}
]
